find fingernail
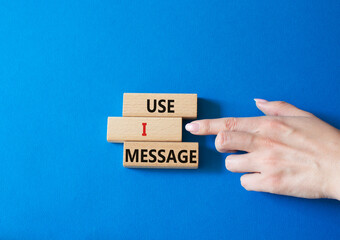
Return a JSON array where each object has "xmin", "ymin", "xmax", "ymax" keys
[
  {"xmin": 254, "ymin": 98, "xmax": 268, "ymax": 103},
  {"xmin": 225, "ymin": 159, "xmax": 233, "ymax": 170},
  {"xmin": 185, "ymin": 122, "xmax": 199, "ymax": 133}
]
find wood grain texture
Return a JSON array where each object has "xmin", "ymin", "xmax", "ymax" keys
[
  {"xmin": 123, "ymin": 142, "xmax": 199, "ymax": 169},
  {"xmin": 107, "ymin": 117, "xmax": 182, "ymax": 143},
  {"xmin": 123, "ymin": 93, "xmax": 197, "ymax": 119}
]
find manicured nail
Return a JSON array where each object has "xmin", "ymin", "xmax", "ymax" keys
[
  {"xmin": 185, "ymin": 122, "xmax": 199, "ymax": 133},
  {"xmin": 225, "ymin": 160, "xmax": 229, "ymax": 169},
  {"xmin": 254, "ymin": 98, "xmax": 268, "ymax": 103},
  {"xmin": 225, "ymin": 159, "xmax": 233, "ymax": 170}
]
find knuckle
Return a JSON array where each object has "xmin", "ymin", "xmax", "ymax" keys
[
  {"xmin": 248, "ymin": 134, "xmax": 257, "ymax": 145},
  {"xmin": 224, "ymin": 117, "xmax": 238, "ymax": 131},
  {"xmin": 215, "ymin": 131, "xmax": 227, "ymax": 152},
  {"xmin": 266, "ymin": 118, "xmax": 285, "ymax": 129},
  {"xmin": 200, "ymin": 120, "xmax": 211, "ymax": 133},
  {"xmin": 245, "ymin": 134, "xmax": 258, "ymax": 150},
  {"xmin": 263, "ymin": 156, "xmax": 278, "ymax": 168},
  {"xmin": 262, "ymin": 118, "xmax": 297, "ymax": 138},
  {"xmin": 287, "ymin": 127, "xmax": 305, "ymax": 141},
  {"xmin": 266, "ymin": 174, "xmax": 282, "ymax": 193},
  {"xmin": 276, "ymin": 101, "xmax": 288, "ymax": 108},
  {"xmin": 283, "ymin": 125, "xmax": 297, "ymax": 137},
  {"xmin": 240, "ymin": 175, "xmax": 250, "ymax": 190},
  {"xmin": 262, "ymin": 137, "xmax": 277, "ymax": 148}
]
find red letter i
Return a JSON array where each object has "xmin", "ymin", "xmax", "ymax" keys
[{"xmin": 142, "ymin": 123, "xmax": 147, "ymax": 136}]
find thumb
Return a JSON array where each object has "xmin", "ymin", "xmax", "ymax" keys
[{"xmin": 254, "ymin": 99, "xmax": 313, "ymax": 117}]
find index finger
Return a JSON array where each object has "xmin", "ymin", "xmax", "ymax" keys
[{"xmin": 185, "ymin": 117, "xmax": 263, "ymax": 135}]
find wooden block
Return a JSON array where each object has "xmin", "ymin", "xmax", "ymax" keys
[
  {"xmin": 123, "ymin": 142, "xmax": 199, "ymax": 169},
  {"xmin": 107, "ymin": 117, "xmax": 182, "ymax": 143},
  {"xmin": 123, "ymin": 93, "xmax": 197, "ymax": 119}
]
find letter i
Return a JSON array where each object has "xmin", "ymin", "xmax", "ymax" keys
[{"xmin": 142, "ymin": 123, "xmax": 147, "ymax": 136}]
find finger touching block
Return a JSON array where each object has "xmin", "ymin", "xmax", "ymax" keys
[
  {"xmin": 123, "ymin": 93, "xmax": 197, "ymax": 119},
  {"xmin": 123, "ymin": 142, "xmax": 199, "ymax": 169},
  {"xmin": 107, "ymin": 117, "xmax": 182, "ymax": 143}
]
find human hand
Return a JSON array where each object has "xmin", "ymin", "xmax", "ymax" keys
[{"xmin": 185, "ymin": 99, "xmax": 340, "ymax": 200}]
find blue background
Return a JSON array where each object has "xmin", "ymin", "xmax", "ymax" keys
[{"xmin": 0, "ymin": 0, "xmax": 339, "ymax": 239}]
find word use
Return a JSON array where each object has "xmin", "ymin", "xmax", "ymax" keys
[{"xmin": 123, "ymin": 93, "xmax": 197, "ymax": 119}]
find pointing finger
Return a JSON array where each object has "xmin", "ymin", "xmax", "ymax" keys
[{"xmin": 185, "ymin": 117, "xmax": 263, "ymax": 135}]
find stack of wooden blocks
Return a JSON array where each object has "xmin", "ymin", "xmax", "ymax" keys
[{"xmin": 107, "ymin": 93, "xmax": 199, "ymax": 169}]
